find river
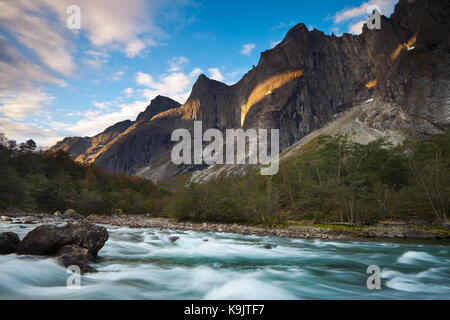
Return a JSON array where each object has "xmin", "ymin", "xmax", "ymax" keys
[{"xmin": 0, "ymin": 223, "xmax": 449, "ymax": 299}]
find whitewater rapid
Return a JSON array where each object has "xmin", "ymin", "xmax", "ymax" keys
[{"xmin": 0, "ymin": 223, "xmax": 449, "ymax": 300}]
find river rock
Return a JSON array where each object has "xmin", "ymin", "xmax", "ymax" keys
[
  {"xmin": 23, "ymin": 217, "xmax": 35, "ymax": 224},
  {"xmin": 18, "ymin": 222, "xmax": 108, "ymax": 257},
  {"xmin": 57, "ymin": 245, "xmax": 98, "ymax": 274},
  {"xmin": 169, "ymin": 236, "xmax": 180, "ymax": 243},
  {"xmin": 1, "ymin": 216, "xmax": 12, "ymax": 222},
  {"xmin": 0, "ymin": 232, "xmax": 20, "ymax": 254},
  {"xmin": 62, "ymin": 209, "xmax": 85, "ymax": 220}
]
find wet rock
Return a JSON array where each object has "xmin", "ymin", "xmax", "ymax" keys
[
  {"xmin": 23, "ymin": 217, "xmax": 35, "ymax": 224},
  {"xmin": 62, "ymin": 209, "xmax": 85, "ymax": 220},
  {"xmin": 264, "ymin": 245, "xmax": 273, "ymax": 250},
  {"xmin": 57, "ymin": 245, "xmax": 98, "ymax": 274},
  {"xmin": 111, "ymin": 208, "xmax": 124, "ymax": 216},
  {"xmin": 1, "ymin": 216, "xmax": 12, "ymax": 222},
  {"xmin": 169, "ymin": 236, "xmax": 180, "ymax": 243},
  {"xmin": 0, "ymin": 232, "xmax": 20, "ymax": 254},
  {"xmin": 18, "ymin": 222, "xmax": 108, "ymax": 257}
]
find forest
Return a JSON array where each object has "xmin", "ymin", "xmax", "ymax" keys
[{"xmin": 1, "ymin": 131, "xmax": 449, "ymax": 226}]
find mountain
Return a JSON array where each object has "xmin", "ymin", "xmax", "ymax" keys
[{"xmin": 52, "ymin": 0, "xmax": 450, "ymax": 181}]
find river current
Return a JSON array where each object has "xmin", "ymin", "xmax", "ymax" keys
[{"xmin": 0, "ymin": 223, "xmax": 449, "ymax": 300}]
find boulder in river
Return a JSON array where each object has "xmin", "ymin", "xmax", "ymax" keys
[
  {"xmin": 57, "ymin": 245, "xmax": 98, "ymax": 273},
  {"xmin": 14, "ymin": 222, "xmax": 108, "ymax": 274},
  {"xmin": 18, "ymin": 222, "xmax": 108, "ymax": 257},
  {"xmin": 23, "ymin": 217, "xmax": 35, "ymax": 224},
  {"xmin": 0, "ymin": 232, "xmax": 20, "ymax": 254},
  {"xmin": 169, "ymin": 236, "xmax": 180, "ymax": 243}
]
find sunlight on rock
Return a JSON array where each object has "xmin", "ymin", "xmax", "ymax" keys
[
  {"xmin": 390, "ymin": 34, "xmax": 418, "ymax": 61},
  {"xmin": 241, "ymin": 70, "xmax": 303, "ymax": 127},
  {"xmin": 365, "ymin": 77, "xmax": 378, "ymax": 89}
]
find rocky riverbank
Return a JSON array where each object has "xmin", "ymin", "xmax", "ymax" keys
[{"xmin": 1, "ymin": 212, "xmax": 449, "ymax": 241}]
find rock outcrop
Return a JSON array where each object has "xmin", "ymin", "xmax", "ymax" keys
[
  {"xmin": 0, "ymin": 232, "xmax": 20, "ymax": 254},
  {"xmin": 52, "ymin": 0, "xmax": 450, "ymax": 181},
  {"xmin": 18, "ymin": 223, "xmax": 108, "ymax": 257},
  {"xmin": 2, "ymin": 223, "xmax": 110, "ymax": 273}
]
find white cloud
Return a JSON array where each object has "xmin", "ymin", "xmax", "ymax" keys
[
  {"xmin": 349, "ymin": 20, "xmax": 367, "ymax": 35},
  {"xmin": 208, "ymin": 68, "xmax": 224, "ymax": 82},
  {"xmin": 124, "ymin": 88, "xmax": 134, "ymax": 97},
  {"xmin": 66, "ymin": 100, "xmax": 149, "ymax": 137},
  {"xmin": 168, "ymin": 56, "xmax": 189, "ymax": 72},
  {"xmin": 136, "ymin": 65, "xmax": 202, "ymax": 104},
  {"xmin": 84, "ymin": 50, "xmax": 110, "ymax": 70},
  {"xmin": 332, "ymin": 0, "xmax": 398, "ymax": 34},
  {"xmin": 240, "ymin": 43, "xmax": 256, "ymax": 56},
  {"xmin": 0, "ymin": 117, "xmax": 63, "ymax": 147},
  {"xmin": 0, "ymin": 89, "xmax": 54, "ymax": 120},
  {"xmin": 41, "ymin": 0, "xmax": 158, "ymax": 58},
  {"xmin": 108, "ymin": 71, "xmax": 125, "ymax": 81},
  {"xmin": 271, "ymin": 21, "xmax": 296, "ymax": 30},
  {"xmin": 125, "ymin": 39, "xmax": 147, "ymax": 58},
  {"xmin": 0, "ymin": 0, "xmax": 76, "ymax": 75},
  {"xmin": 93, "ymin": 102, "xmax": 109, "ymax": 110},
  {"xmin": 270, "ymin": 40, "xmax": 281, "ymax": 48},
  {"xmin": 0, "ymin": 36, "xmax": 65, "ymax": 93}
]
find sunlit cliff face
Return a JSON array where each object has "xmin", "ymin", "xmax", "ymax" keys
[
  {"xmin": 390, "ymin": 34, "xmax": 418, "ymax": 61},
  {"xmin": 240, "ymin": 70, "xmax": 304, "ymax": 127},
  {"xmin": 365, "ymin": 78, "xmax": 378, "ymax": 89}
]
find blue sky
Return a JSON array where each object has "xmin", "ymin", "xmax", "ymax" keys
[{"xmin": 0, "ymin": 0, "xmax": 398, "ymax": 146}]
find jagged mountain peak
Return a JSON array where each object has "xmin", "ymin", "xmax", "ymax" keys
[
  {"xmin": 52, "ymin": 0, "xmax": 449, "ymax": 182},
  {"xmin": 136, "ymin": 95, "xmax": 181, "ymax": 122}
]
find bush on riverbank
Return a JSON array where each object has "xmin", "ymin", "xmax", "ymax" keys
[{"xmin": 1, "ymin": 131, "xmax": 448, "ymax": 225}]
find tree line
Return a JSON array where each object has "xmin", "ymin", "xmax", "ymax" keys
[
  {"xmin": 167, "ymin": 132, "xmax": 449, "ymax": 225},
  {"xmin": 1, "ymin": 131, "xmax": 448, "ymax": 225},
  {"xmin": 0, "ymin": 133, "xmax": 167, "ymax": 215}
]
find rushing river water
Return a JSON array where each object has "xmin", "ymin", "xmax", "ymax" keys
[{"xmin": 0, "ymin": 223, "xmax": 449, "ymax": 300}]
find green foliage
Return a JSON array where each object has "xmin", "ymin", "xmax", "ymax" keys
[
  {"xmin": 1, "ymin": 131, "xmax": 448, "ymax": 225},
  {"xmin": 169, "ymin": 131, "xmax": 450, "ymax": 225},
  {"xmin": 0, "ymin": 135, "xmax": 167, "ymax": 215}
]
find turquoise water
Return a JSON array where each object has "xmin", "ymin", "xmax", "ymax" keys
[{"xmin": 0, "ymin": 223, "xmax": 449, "ymax": 300}]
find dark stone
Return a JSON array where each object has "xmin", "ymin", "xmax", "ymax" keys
[
  {"xmin": 0, "ymin": 232, "xmax": 20, "ymax": 254},
  {"xmin": 57, "ymin": 245, "xmax": 98, "ymax": 274},
  {"xmin": 51, "ymin": 0, "xmax": 450, "ymax": 182},
  {"xmin": 169, "ymin": 236, "xmax": 180, "ymax": 243},
  {"xmin": 18, "ymin": 222, "xmax": 108, "ymax": 257},
  {"xmin": 264, "ymin": 245, "xmax": 273, "ymax": 250}
]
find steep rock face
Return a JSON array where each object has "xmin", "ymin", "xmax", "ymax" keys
[
  {"xmin": 136, "ymin": 95, "xmax": 182, "ymax": 122},
  {"xmin": 51, "ymin": 95, "xmax": 181, "ymax": 165},
  {"xmin": 53, "ymin": 0, "xmax": 449, "ymax": 180}
]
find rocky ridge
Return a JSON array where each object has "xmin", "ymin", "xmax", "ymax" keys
[{"xmin": 52, "ymin": 0, "xmax": 450, "ymax": 182}]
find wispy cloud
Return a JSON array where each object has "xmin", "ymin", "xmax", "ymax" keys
[
  {"xmin": 0, "ymin": 89, "xmax": 54, "ymax": 120},
  {"xmin": 271, "ymin": 21, "xmax": 296, "ymax": 30},
  {"xmin": 0, "ymin": 117, "xmax": 63, "ymax": 147},
  {"xmin": 240, "ymin": 43, "xmax": 256, "ymax": 56},
  {"xmin": 136, "ymin": 66, "xmax": 202, "ymax": 104},
  {"xmin": 332, "ymin": 0, "xmax": 398, "ymax": 35},
  {"xmin": 208, "ymin": 68, "xmax": 225, "ymax": 82},
  {"xmin": 270, "ymin": 40, "xmax": 282, "ymax": 48}
]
